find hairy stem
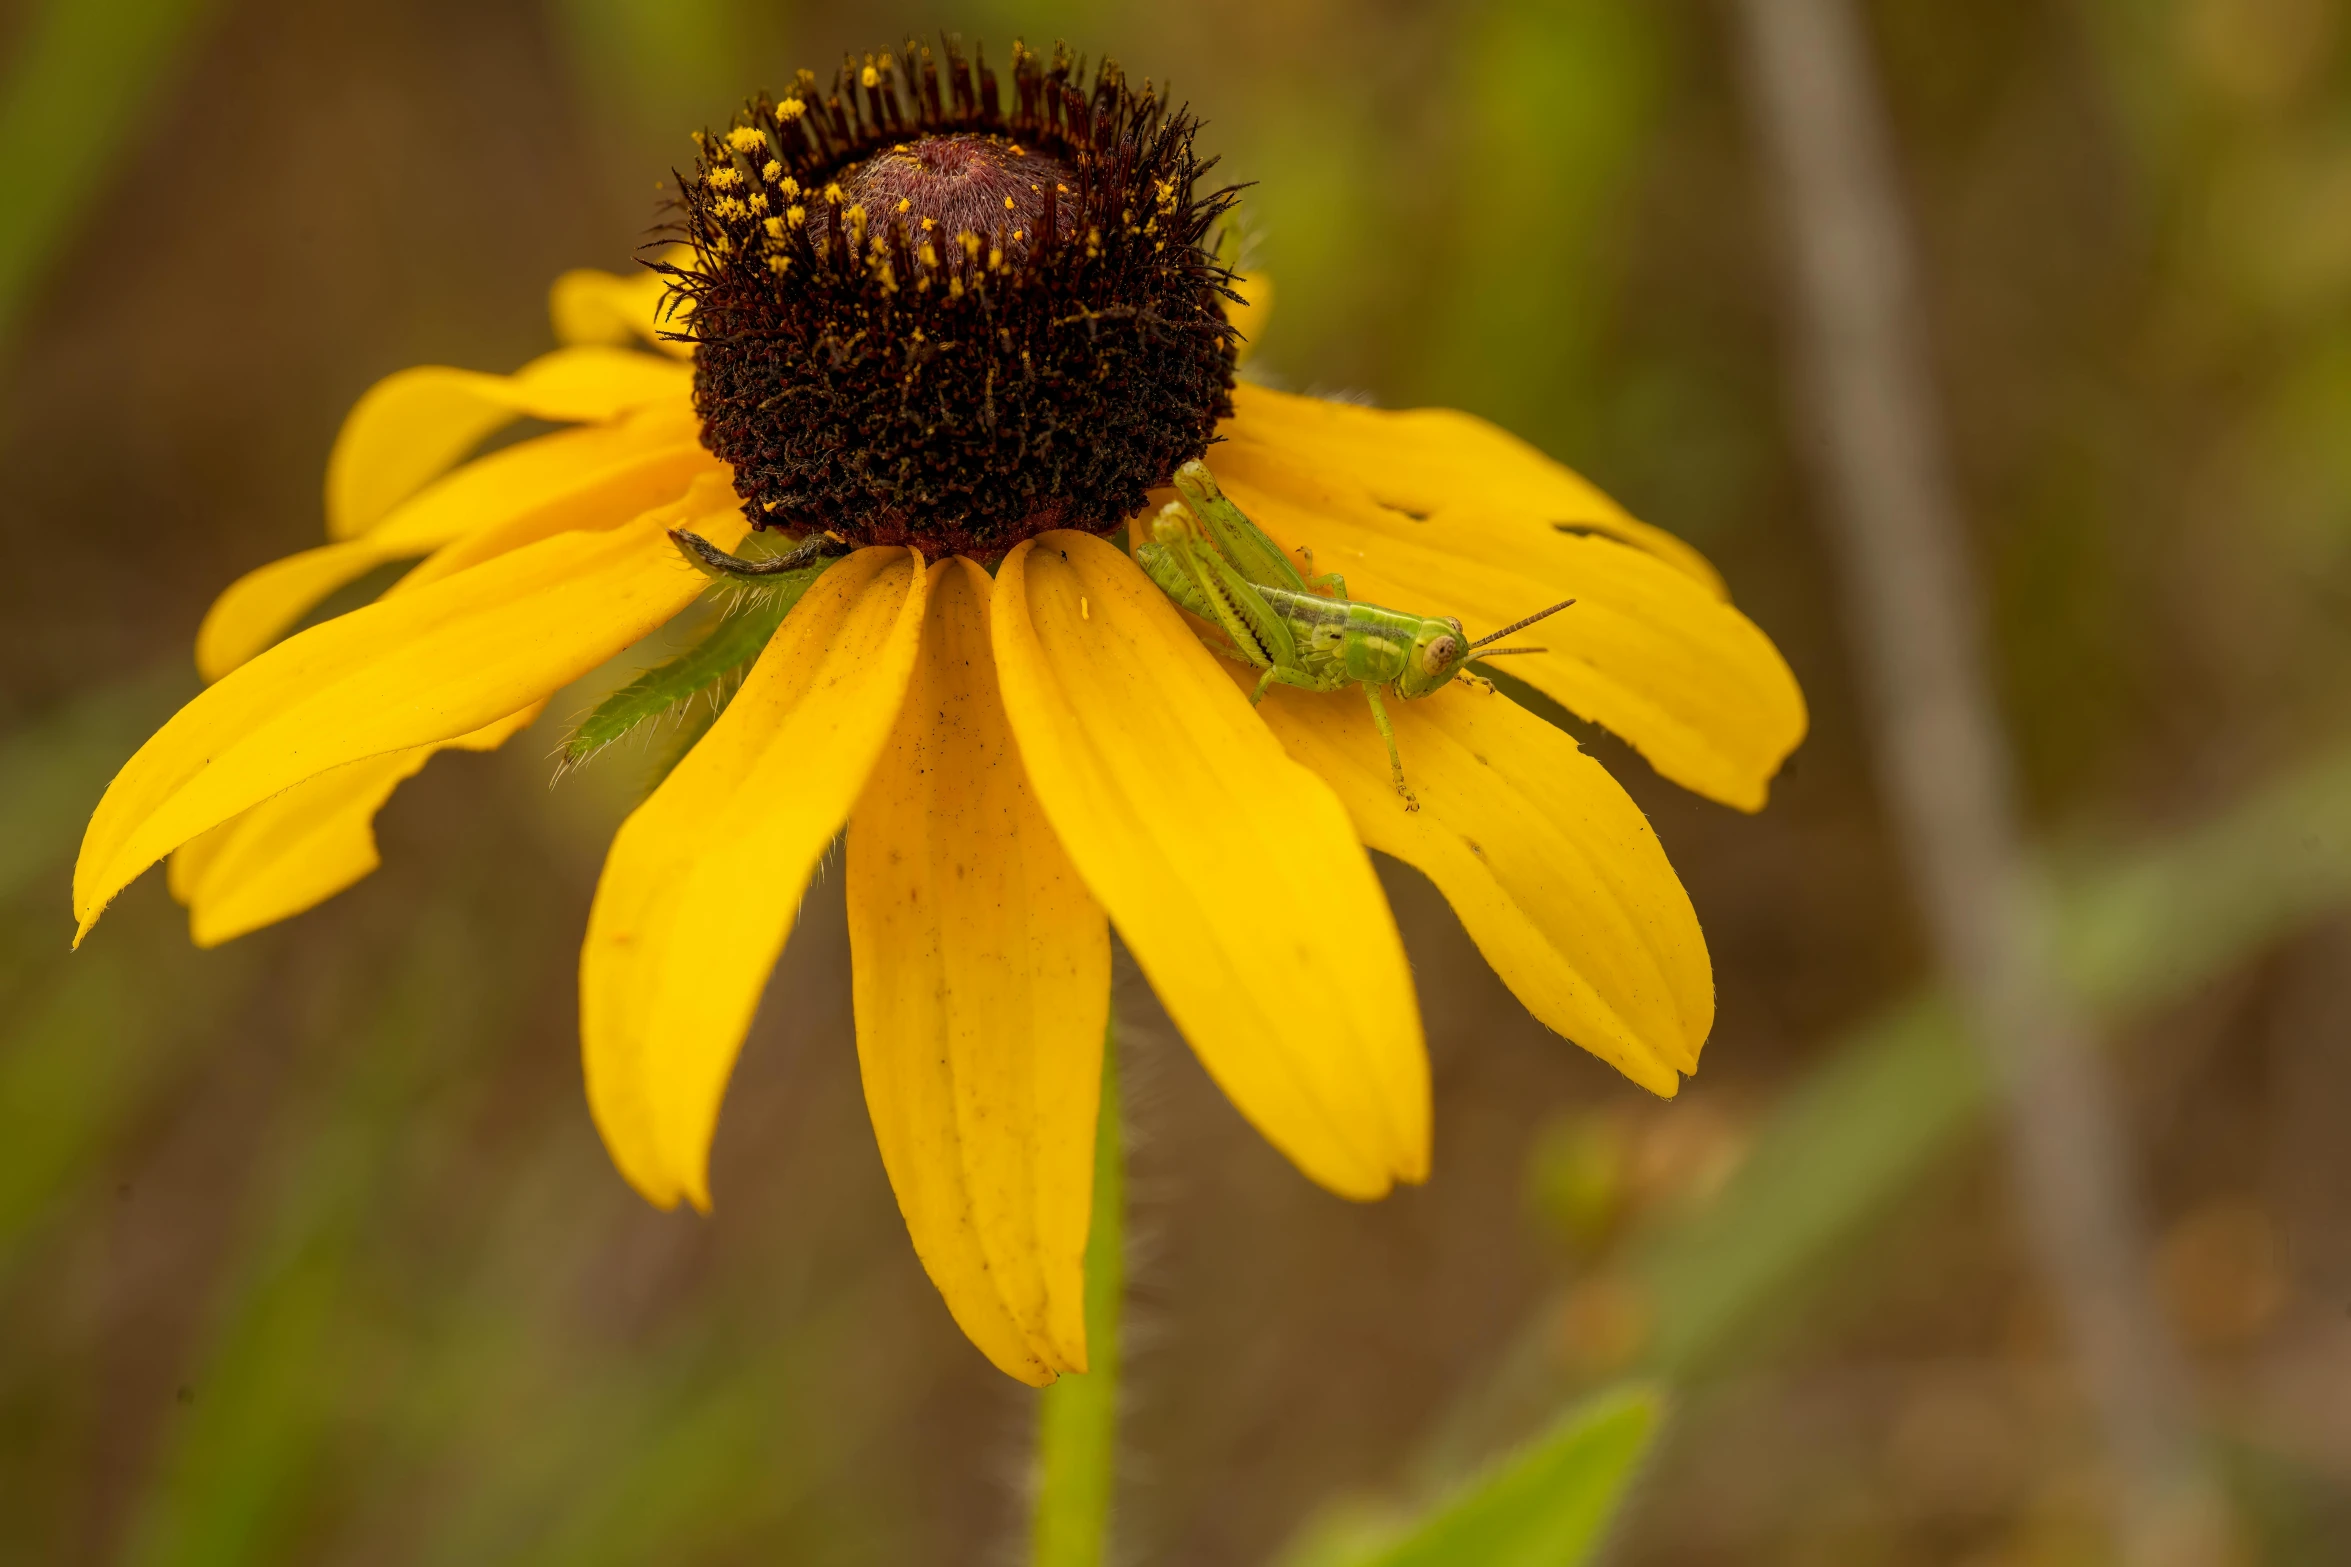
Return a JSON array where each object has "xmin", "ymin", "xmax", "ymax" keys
[{"xmin": 1032, "ymin": 1022, "xmax": 1122, "ymax": 1567}]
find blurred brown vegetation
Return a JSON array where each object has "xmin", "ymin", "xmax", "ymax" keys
[{"xmin": 1, "ymin": 1, "xmax": 2347, "ymax": 1563}]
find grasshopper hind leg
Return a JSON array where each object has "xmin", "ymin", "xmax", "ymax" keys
[{"xmin": 1360, "ymin": 683, "xmax": 1420, "ymax": 812}]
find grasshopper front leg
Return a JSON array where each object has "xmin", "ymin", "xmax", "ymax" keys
[{"xmin": 1360, "ymin": 683, "xmax": 1420, "ymax": 812}]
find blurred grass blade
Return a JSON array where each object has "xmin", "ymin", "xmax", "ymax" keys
[
  {"xmin": 119, "ymin": 922, "xmax": 485, "ymax": 1567},
  {"xmin": 0, "ymin": 948, "xmax": 136, "ymax": 1247},
  {"xmin": 1632, "ymin": 734, "xmax": 2351, "ymax": 1380},
  {"xmin": 1032, "ymin": 1024, "xmax": 1123, "ymax": 1567},
  {"xmin": 0, "ymin": 665, "xmax": 230, "ymax": 1264},
  {"xmin": 1419, "ymin": 0, "xmax": 1663, "ymax": 448},
  {"xmin": 0, "ymin": 662, "xmax": 194, "ymax": 905},
  {"xmin": 1293, "ymin": 1386, "xmax": 1664, "ymax": 1567},
  {"xmin": 1425, "ymin": 734, "xmax": 2351, "ymax": 1473},
  {"xmin": 547, "ymin": 0, "xmax": 759, "ymax": 158},
  {"xmin": 1635, "ymin": 998, "xmax": 1980, "ymax": 1377},
  {"xmin": 0, "ymin": 935, "xmax": 250, "ymax": 1261},
  {"xmin": 2055, "ymin": 743, "xmax": 2351, "ymax": 1013},
  {"xmin": 0, "ymin": 0, "xmax": 216, "ymax": 349}
]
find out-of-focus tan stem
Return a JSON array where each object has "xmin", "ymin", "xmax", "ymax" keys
[{"xmin": 1726, "ymin": 1, "xmax": 2230, "ymax": 1561}]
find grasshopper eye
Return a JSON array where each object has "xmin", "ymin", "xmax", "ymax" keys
[{"xmin": 1420, "ymin": 633, "xmax": 1460, "ymax": 675}]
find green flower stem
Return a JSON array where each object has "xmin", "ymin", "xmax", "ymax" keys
[{"xmin": 1031, "ymin": 1021, "xmax": 1123, "ymax": 1567}]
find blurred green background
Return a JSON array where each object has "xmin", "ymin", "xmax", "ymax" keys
[{"xmin": 3, "ymin": 0, "xmax": 2349, "ymax": 1562}]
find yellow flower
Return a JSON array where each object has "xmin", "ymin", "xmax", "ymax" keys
[{"xmin": 71, "ymin": 45, "xmax": 1804, "ymax": 1386}]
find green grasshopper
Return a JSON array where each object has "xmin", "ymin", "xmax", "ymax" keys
[{"xmin": 1137, "ymin": 460, "xmax": 1570, "ymax": 810}]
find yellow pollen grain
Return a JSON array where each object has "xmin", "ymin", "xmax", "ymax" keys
[
  {"xmin": 897, "ymin": 197, "xmax": 911, "ymax": 213},
  {"xmin": 763, "ymin": 159, "xmax": 784, "ymax": 183},
  {"xmin": 920, "ymin": 215, "xmax": 935, "ymax": 231},
  {"xmin": 786, "ymin": 203, "xmax": 806, "ymax": 224},
  {"xmin": 706, "ymin": 166, "xmax": 742, "ymax": 189},
  {"xmin": 727, "ymin": 126, "xmax": 765, "ymax": 153},
  {"xmin": 779, "ymin": 175, "xmax": 801, "ymax": 198},
  {"xmin": 1009, "ymin": 143, "xmax": 1025, "ymax": 156},
  {"xmin": 749, "ymin": 192, "xmax": 768, "ymax": 212},
  {"xmin": 1011, "ymin": 229, "xmax": 1023, "ymax": 242},
  {"xmin": 988, "ymin": 247, "xmax": 1004, "ymax": 269},
  {"xmin": 919, "ymin": 242, "xmax": 939, "ymax": 267},
  {"xmin": 824, "ymin": 182, "xmax": 843, "ymax": 204},
  {"xmin": 861, "ymin": 65, "xmax": 880, "ymax": 88},
  {"xmin": 763, "ymin": 216, "xmax": 787, "ymax": 239},
  {"xmin": 778, "ymin": 98, "xmax": 806, "ymax": 121}
]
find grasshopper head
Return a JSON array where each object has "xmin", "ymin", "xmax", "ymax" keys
[{"xmin": 1395, "ymin": 617, "xmax": 1469, "ymax": 698}]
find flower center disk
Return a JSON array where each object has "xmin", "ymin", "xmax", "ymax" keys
[
  {"xmin": 828, "ymin": 135, "xmax": 1071, "ymax": 258},
  {"xmin": 676, "ymin": 41, "xmax": 1242, "ymax": 562}
]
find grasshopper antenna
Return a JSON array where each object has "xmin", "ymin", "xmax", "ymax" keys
[
  {"xmin": 1472, "ymin": 646, "xmax": 1547, "ymax": 656},
  {"xmin": 1468, "ymin": 598, "xmax": 1574, "ymax": 650}
]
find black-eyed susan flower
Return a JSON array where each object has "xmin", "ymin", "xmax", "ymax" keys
[{"xmin": 73, "ymin": 41, "xmax": 1805, "ymax": 1386}]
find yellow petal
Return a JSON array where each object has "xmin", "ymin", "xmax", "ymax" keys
[
  {"xmin": 396, "ymin": 431, "xmax": 722, "ymax": 590},
  {"xmin": 325, "ymin": 346, "xmax": 693, "ymax": 540},
  {"xmin": 1200, "ymin": 454, "xmax": 1806, "ymax": 813},
  {"xmin": 76, "ymin": 500, "xmax": 748, "ymax": 940},
  {"xmin": 169, "ymin": 704, "xmax": 544, "ymax": 947},
  {"xmin": 550, "ymin": 261, "xmax": 693, "ymax": 360},
  {"xmin": 990, "ymin": 532, "xmax": 1428, "ymax": 1199},
  {"xmin": 581, "ymin": 547, "xmax": 930, "ymax": 1211},
  {"xmin": 1249, "ymin": 672, "xmax": 1710, "ymax": 1092},
  {"xmin": 196, "ymin": 419, "xmax": 715, "ymax": 678},
  {"xmin": 846, "ymin": 557, "xmax": 1108, "ymax": 1385},
  {"xmin": 195, "ymin": 537, "xmax": 434, "ymax": 685},
  {"xmin": 1224, "ymin": 381, "xmax": 1725, "ymax": 593}
]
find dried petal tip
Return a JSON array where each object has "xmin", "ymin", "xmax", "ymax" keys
[{"xmin": 672, "ymin": 38, "xmax": 1243, "ymax": 562}]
